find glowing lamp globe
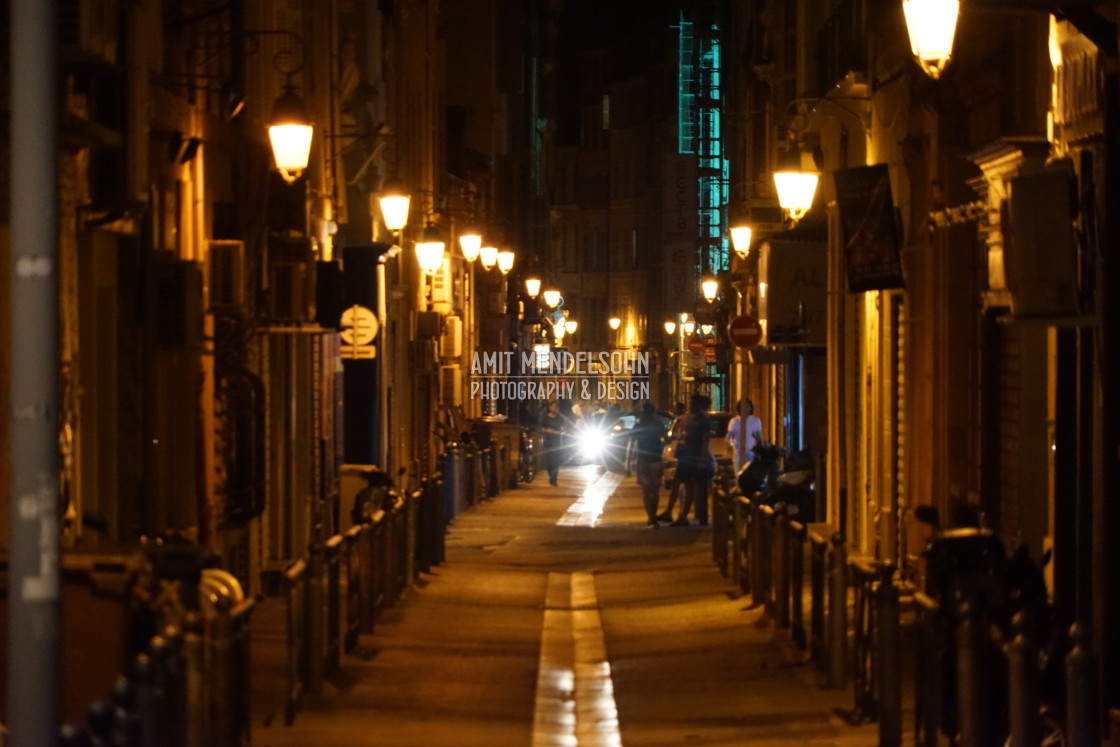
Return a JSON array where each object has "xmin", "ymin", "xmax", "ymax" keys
[
  {"xmin": 496, "ymin": 249, "xmax": 515, "ymax": 275},
  {"xmin": 268, "ymin": 86, "xmax": 313, "ymax": 183},
  {"xmin": 903, "ymin": 0, "xmax": 960, "ymax": 79},
  {"xmin": 525, "ymin": 276, "xmax": 542, "ymax": 298},
  {"xmin": 479, "ymin": 245, "xmax": 499, "ymax": 269},
  {"xmin": 730, "ymin": 225, "xmax": 752, "ymax": 259},
  {"xmin": 459, "ymin": 231, "xmax": 482, "ymax": 262},
  {"xmin": 701, "ymin": 276, "xmax": 719, "ymax": 301},
  {"xmin": 378, "ymin": 176, "xmax": 411, "ymax": 233}
]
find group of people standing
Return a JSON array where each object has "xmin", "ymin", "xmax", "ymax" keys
[
  {"xmin": 633, "ymin": 395, "xmax": 764, "ymax": 527},
  {"xmin": 536, "ymin": 393, "xmax": 765, "ymax": 527}
]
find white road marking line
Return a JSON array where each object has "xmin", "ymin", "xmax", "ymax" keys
[
  {"xmin": 532, "ymin": 572, "xmax": 622, "ymax": 747},
  {"xmin": 556, "ymin": 472, "xmax": 622, "ymax": 527}
]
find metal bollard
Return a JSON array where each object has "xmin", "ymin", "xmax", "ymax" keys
[
  {"xmin": 284, "ymin": 559, "xmax": 309, "ymax": 725},
  {"xmin": 955, "ymin": 601, "xmax": 991, "ymax": 747},
  {"xmin": 876, "ymin": 563, "xmax": 902, "ymax": 747},
  {"xmin": 405, "ymin": 489, "xmax": 419, "ymax": 587},
  {"xmin": 790, "ymin": 522, "xmax": 806, "ymax": 649},
  {"xmin": 733, "ymin": 497, "xmax": 751, "ymax": 594},
  {"xmin": 183, "ymin": 612, "xmax": 207, "ymax": 747},
  {"xmin": 325, "ymin": 534, "xmax": 344, "ymax": 675},
  {"xmin": 1007, "ymin": 612, "xmax": 1041, "ymax": 747},
  {"xmin": 809, "ymin": 532, "xmax": 827, "ymax": 669},
  {"xmin": 750, "ymin": 503, "xmax": 765, "ymax": 608},
  {"xmin": 827, "ymin": 533, "xmax": 847, "ymax": 688},
  {"xmin": 912, "ymin": 593, "xmax": 943, "ymax": 747},
  {"xmin": 1065, "ymin": 623, "xmax": 1101, "ymax": 747},
  {"xmin": 774, "ymin": 506, "xmax": 790, "ymax": 628},
  {"xmin": 308, "ymin": 542, "xmax": 326, "ymax": 695}
]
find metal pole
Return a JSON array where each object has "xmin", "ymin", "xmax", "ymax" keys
[
  {"xmin": 774, "ymin": 506, "xmax": 790, "ymax": 627},
  {"xmin": 1065, "ymin": 623, "xmax": 1101, "ymax": 747},
  {"xmin": 876, "ymin": 563, "xmax": 902, "ymax": 747},
  {"xmin": 955, "ymin": 601, "xmax": 987, "ymax": 747},
  {"xmin": 7, "ymin": 0, "xmax": 61, "ymax": 744},
  {"xmin": 827, "ymin": 532, "xmax": 847, "ymax": 688},
  {"xmin": 1007, "ymin": 612, "xmax": 1041, "ymax": 747}
]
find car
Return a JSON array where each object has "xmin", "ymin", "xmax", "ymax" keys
[{"xmin": 661, "ymin": 411, "xmax": 734, "ymax": 486}]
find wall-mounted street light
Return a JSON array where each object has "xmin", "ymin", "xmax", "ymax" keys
[
  {"xmin": 903, "ymin": 0, "xmax": 960, "ymax": 79},
  {"xmin": 700, "ymin": 323, "xmax": 714, "ymax": 336},
  {"xmin": 608, "ymin": 316, "xmax": 622, "ymax": 331},
  {"xmin": 268, "ymin": 85, "xmax": 314, "ymax": 183},
  {"xmin": 378, "ymin": 175, "xmax": 411, "ymax": 234},
  {"xmin": 525, "ymin": 274, "xmax": 541, "ymax": 298},
  {"xmin": 542, "ymin": 288, "xmax": 562, "ymax": 309},
  {"xmin": 664, "ymin": 320, "xmax": 677, "ymax": 335},
  {"xmin": 730, "ymin": 224, "xmax": 753, "ymax": 259},
  {"xmin": 415, "ymin": 222, "xmax": 446, "ymax": 275},
  {"xmin": 773, "ymin": 150, "xmax": 819, "ymax": 223},
  {"xmin": 479, "ymin": 245, "xmax": 499, "ymax": 270},
  {"xmin": 701, "ymin": 275, "xmax": 719, "ymax": 302},
  {"xmin": 564, "ymin": 319, "xmax": 578, "ymax": 335},
  {"xmin": 459, "ymin": 227, "xmax": 482, "ymax": 262},
  {"xmin": 496, "ymin": 249, "xmax": 515, "ymax": 275}
]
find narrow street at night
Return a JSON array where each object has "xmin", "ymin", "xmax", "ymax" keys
[
  {"xmin": 5, "ymin": 0, "xmax": 1120, "ymax": 744},
  {"xmin": 249, "ymin": 465, "xmax": 879, "ymax": 747}
]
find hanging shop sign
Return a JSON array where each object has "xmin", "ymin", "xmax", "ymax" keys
[{"xmin": 834, "ymin": 163, "xmax": 905, "ymax": 293}]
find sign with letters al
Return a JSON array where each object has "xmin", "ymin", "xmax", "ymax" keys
[{"xmin": 834, "ymin": 164, "xmax": 905, "ymax": 293}]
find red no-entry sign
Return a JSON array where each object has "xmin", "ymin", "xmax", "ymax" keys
[
  {"xmin": 727, "ymin": 314, "xmax": 763, "ymax": 349},
  {"xmin": 687, "ymin": 335, "xmax": 705, "ymax": 353}
]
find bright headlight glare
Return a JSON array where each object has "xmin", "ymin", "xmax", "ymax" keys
[{"xmin": 580, "ymin": 429, "xmax": 608, "ymax": 456}]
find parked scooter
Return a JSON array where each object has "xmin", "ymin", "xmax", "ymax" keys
[
  {"xmin": 737, "ymin": 444, "xmax": 816, "ymax": 520},
  {"xmin": 914, "ymin": 502, "xmax": 1062, "ymax": 745}
]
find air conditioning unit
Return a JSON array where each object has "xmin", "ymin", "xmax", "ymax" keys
[
  {"xmin": 440, "ymin": 315, "xmax": 463, "ymax": 358},
  {"xmin": 440, "ymin": 364, "xmax": 462, "ymax": 407},
  {"xmin": 209, "ymin": 240, "xmax": 246, "ymax": 313}
]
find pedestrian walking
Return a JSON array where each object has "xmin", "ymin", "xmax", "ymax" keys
[
  {"xmin": 656, "ymin": 404, "xmax": 689, "ymax": 522},
  {"xmin": 542, "ymin": 400, "xmax": 566, "ymax": 485},
  {"xmin": 630, "ymin": 403, "xmax": 667, "ymax": 526}
]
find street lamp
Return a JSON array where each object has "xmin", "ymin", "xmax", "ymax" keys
[
  {"xmin": 542, "ymin": 288, "xmax": 562, "ymax": 308},
  {"xmin": 683, "ymin": 318, "xmax": 696, "ymax": 336},
  {"xmin": 903, "ymin": 0, "xmax": 960, "ymax": 79},
  {"xmin": 496, "ymin": 248, "xmax": 515, "ymax": 275},
  {"xmin": 608, "ymin": 316, "xmax": 621, "ymax": 330},
  {"xmin": 415, "ymin": 222, "xmax": 446, "ymax": 275},
  {"xmin": 479, "ymin": 245, "xmax": 499, "ymax": 270},
  {"xmin": 664, "ymin": 320, "xmax": 677, "ymax": 335},
  {"xmin": 730, "ymin": 224, "xmax": 752, "ymax": 259},
  {"xmin": 525, "ymin": 274, "xmax": 541, "ymax": 298},
  {"xmin": 553, "ymin": 320, "xmax": 567, "ymax": 341},
  {"xmin": 772, "ymin": 150, "xmax": 819, "ymax": 223},
  {"xmin": 459, "ymin": 228, "xmax": 482, "ymax": 262},
  {"xmin": 378, "ymin": 175, "xmax": 411, "ymax": 234},
  {"xmin": 268, "ymin": 85, "xmax": 314, "ymax": 183},
  {"xmin": 564, "ymin": 319, "xmax": 578, "ymax": 335},
  {"xmin": 700, "ymin": 323, "xmax": 714, "ymax": 336},
  {"xmin": 701, "ymin": 275, "xmax": 719, "ymax": 302}
]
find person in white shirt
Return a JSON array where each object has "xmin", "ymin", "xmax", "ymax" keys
[{"xmin": 726, "ymin": 398, "xmax": 763, "ymax": 474}]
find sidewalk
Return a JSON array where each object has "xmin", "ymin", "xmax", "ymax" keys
[{"xmin": 248, "ymin": 464, "xmax": 882, "ymax": 746}]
